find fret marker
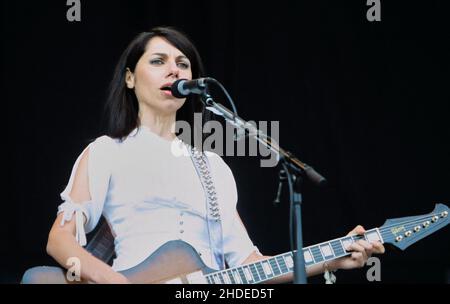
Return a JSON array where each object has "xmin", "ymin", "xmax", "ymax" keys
[
  {"xmin": 303, "ymin": 250, "xmax": 313, "ymax": 263},
  {"xmin": 285, "ymin": 256, "xmax": 294, "ymax": 269},
  {"xmin": 366, "ymin": 230, "xmax": 381, "ymax": 242},
  {"xmin": 342, "ymin": 238, "xmax": 353, "ymax": 251},
  {"xmin": 232, "ymin": 270, "xmax": 242, "ymax": 283},
  {"xmin": 320, "ymin": 244, "xmax": 334, "ymax": 258},
  {"xmin": 243, "ymin": 267, "xmax": 253, "ymax": 282},
  {"xmin": 223, "ymin": 273, "xmax": 231, "ymax": 284},
  {"xmin": 262, "ymin": 261, "xmax": 273, "ymax": 276}
]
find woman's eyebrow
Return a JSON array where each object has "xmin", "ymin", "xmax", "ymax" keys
[
  {"xmin": 150, "ymin": 52, "xmax": 168, "ymax": 58},
  {"xmin": 176, "ymin": 55, "xmax": 189, "ymax": 61},
  {"xmin": 150, "ymin": 53, "xmax": 189, "ymax": 61}
]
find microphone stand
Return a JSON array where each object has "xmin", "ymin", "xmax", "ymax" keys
[{"xmin": 199, "ymin": 92, "xmax": 326, "ymax": 284}]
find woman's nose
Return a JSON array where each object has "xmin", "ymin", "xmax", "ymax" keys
[{"xmin": 167, "ymin": 62, "xmax": 180, "ymax": 78}]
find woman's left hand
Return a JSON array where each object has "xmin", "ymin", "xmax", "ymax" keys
[{"xmin": 329, "ymin": 225, "xmax": 385, "ymax": 271}]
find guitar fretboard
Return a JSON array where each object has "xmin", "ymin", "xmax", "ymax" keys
[{"xmin": 204, "ymin": 228, "xmax": 383, "ymax": 284}]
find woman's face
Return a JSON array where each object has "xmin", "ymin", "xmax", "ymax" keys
[{"xmin": 126, "ymin": 36, "xmax": 193, "ymax": 116}]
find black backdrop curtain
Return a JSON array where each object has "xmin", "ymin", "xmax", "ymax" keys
[{"xmin": 2, "ymin": 0, "xmax": 449, "ymax": 283}]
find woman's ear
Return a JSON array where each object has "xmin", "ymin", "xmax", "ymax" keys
[{"xmin": 125, "ymin": 68, "xmax": 135, "ymax": 89}]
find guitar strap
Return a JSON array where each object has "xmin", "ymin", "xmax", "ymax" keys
[{"xmin": 188, "ymin": 145, "xmax": 225, "ymax": 270}]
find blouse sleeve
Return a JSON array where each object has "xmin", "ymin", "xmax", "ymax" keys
[
  {"xmin": 57, "ymin": 136, "xmax": 115, "ymax": 246},
  {"xmin": 223, "ymin": 210, "xmax": 262, "ymax": 267}
]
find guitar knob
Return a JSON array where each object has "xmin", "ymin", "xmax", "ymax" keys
[
  {"xmin": 414, "ymin": 225, "xmax": 421, "ymax": 232},
  {"xmin": 441, "ymin": 211, "xmax": 448, "ymax": 218},
  {"xmin": 431, "ymin": 216, "xmax": 439, "ymax": 223},
  {"xmin": 395, "ymin": 235, "xmax": 403, "ymax": 242},
  {"xmin": 405, "ymin": 231, "xmax": 412, "ymax": 237},
  {"xmin": 423, "ymin": 221, "xmax": 431, "ymax": 228}
]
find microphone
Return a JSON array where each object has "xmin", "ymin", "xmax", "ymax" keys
[{"xmin": 171, "ymin": 78, "xmax": 213, "ymax": 98}]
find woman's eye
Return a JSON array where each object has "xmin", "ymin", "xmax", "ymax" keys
[
  {"xmin": 150, "ymin": 59, "xmax": 164, "ymax": 65},
  {"xmin": 177, "ymin": 62, "xmax": 190, "ymax": 69}
]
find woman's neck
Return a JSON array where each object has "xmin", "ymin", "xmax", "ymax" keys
[{"xmin": 138, "ymin": 110, "xmax": 177, "ymax": 141}]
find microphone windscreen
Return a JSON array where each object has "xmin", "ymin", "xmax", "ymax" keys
[{"xmin": 171, "ymin": 79, "xmax": 188, "ymax": 98}]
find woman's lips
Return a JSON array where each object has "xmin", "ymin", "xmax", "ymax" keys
[
  {"xmin": 160, "ymin": 83, "xmax": 174, "ymax": 97},
  {"xmin": 161, "ymin": 89, "xmax": 173, "ymax": 96}
]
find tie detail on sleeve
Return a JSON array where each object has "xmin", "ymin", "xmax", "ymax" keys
[{"xmin": 57, "ymin": 199, "xmax": 92, "ymax": 246}]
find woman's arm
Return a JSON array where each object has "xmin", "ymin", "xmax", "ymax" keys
[
  {"xmin": 46, "ymin": 148, "xmax": 129, "ymax": 284},
  {"xmin": 47, "ymin": 214, "xmax": 129, "ymax": 283}
]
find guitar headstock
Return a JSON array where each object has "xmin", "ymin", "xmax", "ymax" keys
[{"xmin": 379, "ymin": 203, "xmax": 449, "ymax": 250}]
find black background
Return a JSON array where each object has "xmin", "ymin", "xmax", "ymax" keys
[{"xmin": 2, "ymin": 0, "xmax": 449, "ymax": 283}]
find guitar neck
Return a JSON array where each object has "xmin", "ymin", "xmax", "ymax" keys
[
  {"xmin": 204, "ymin": 228, "xmax": 383, "ymax": 284},
  {"xmin": 201, "ymin": 204, "xmax": 449, "ymax": 284}
]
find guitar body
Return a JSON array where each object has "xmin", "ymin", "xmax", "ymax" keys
[{"xmin": 120, "ymin": 240, "xmax": 214, "ymax": 284}]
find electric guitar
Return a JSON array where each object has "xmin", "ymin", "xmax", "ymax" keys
[{"xmin": 118, "ymin": 203, "xmax": 449, "ymax": 284}]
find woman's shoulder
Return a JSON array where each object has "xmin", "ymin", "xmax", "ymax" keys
[
  {"xmin": 90, "ymin": 135, "xmax": 121, "ymax": 148},
  {"xmin": 86, "ymin": 135, "xmax": 121, "ymax": 160},
  {"xmin": 93, "ymin": 134, "xmax": 119, "ymax": 144}
]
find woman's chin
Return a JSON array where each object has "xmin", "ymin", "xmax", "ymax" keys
[{"xmin": 160, "ymin": 99, "xmax": 185, "ymax": 114}]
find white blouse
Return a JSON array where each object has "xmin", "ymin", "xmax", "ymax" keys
[{"xmin": 58, "ymin": 126, "xmax": 259, "ymax": 271}]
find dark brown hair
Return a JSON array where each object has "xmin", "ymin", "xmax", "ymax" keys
[{"xmin": 104, "ymin": 26, "xmax": 210, "ymax": 148}]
